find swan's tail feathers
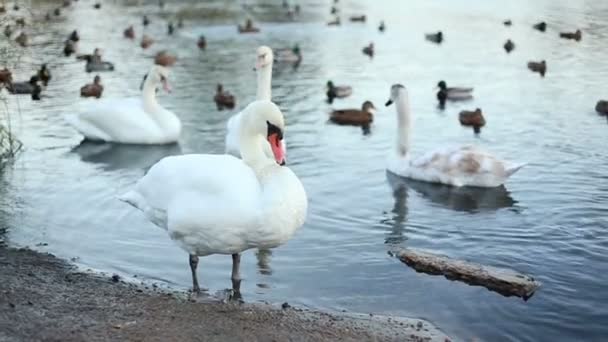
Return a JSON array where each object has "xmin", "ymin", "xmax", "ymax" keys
[
  {"xmin": 118, "ymin": 190, "xmax": 144, "ymax": 211},
  {"xmin": 505, "ymin": 163, "xmax": 526, "ymax": 178}
]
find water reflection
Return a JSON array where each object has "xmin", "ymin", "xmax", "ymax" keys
[
  {"xmin": 386, "ymin": 172, "xmax": 517, "ymax": 212},
  {"xmin": 381, "ymin": 174, "xmax": 409, "ymax": 246},
  {"xmin": 71, "ymin": 141, "xmax": 182, "ymax": 171}
]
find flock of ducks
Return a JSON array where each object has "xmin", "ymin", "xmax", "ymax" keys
[{"xmin": 1, "ymin": 0, "xmax": 603, "ymax": 293}]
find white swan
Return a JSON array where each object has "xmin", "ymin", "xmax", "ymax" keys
[
  {"xmin": 119, "ymin": 100, "xmax": 307, "ymax": 292},
  {"xmin": 386, "ymin": 84, "xmax": 524, "ymax": 188},
  {"xmin": 225, "ymin": 46, "xmax": 287, "ymax": 159},
  {"xmin": 66, "ymin": 65, "xmax": 181, "ymax": 145}
]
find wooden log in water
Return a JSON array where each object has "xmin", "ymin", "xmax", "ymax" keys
[{"xmin": 393, "ymin": 248, "xmax": 541, "ymax": 300}]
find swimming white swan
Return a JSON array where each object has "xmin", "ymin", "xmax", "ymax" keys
[
  {"xmin": 119, "ymin": 100, "xmax": 307, "ymax": 293},
  {"xmin": 66, "ymin": 65, "xmax": 181, "ymax": 144},
  {"xmin": 225, "ymin": 46, "xmax": 286, "ymax": 159},
  {"xmin": 386, "ymin": 84, "xmax": 524, "ymax": 187}
]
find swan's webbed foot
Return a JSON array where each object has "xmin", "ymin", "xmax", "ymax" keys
[{"xmin": 189, "ymin": 254, "xmax": 200, "ymax": 293}]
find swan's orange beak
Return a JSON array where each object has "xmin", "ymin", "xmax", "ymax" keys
[{"xmin": 267, "ymin": 133, "xmax": 286, "ymax": 166}]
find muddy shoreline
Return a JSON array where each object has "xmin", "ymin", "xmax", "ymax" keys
[{"xmin": 0, "ymin": 246, "xmax": 450, "ymax": 342}]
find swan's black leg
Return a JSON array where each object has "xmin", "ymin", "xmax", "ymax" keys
[
  {"xmin": 189, "ymin": 254, "xmax": 200, "ymax": 293},
  {"xmin": 231, "ymin": 253, "xmax": 241, "ymax": 282}
]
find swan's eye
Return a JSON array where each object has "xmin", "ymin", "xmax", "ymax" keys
[{"xmin": 258, "ymin": 53, "xmax": 266, "ymax": 60}]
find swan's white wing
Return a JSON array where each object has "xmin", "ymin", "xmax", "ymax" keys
[{"xmin": 120, "ymin": 154, "xmax": 265, "ymax": 254}]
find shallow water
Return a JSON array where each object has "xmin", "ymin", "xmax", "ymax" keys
[{"xmin": 2, "ymin": 0, "xmax": 608, "ymax": 341}]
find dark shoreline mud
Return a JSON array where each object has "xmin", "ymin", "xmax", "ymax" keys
[{"xmin": 0, "ymin": 246, "xmax": 451, "ymax": 342}]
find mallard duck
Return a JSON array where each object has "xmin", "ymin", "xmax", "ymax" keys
[
  {"xmin": 238, "ymin": 19, "xmax": 260, "ymax": 33},
  {"xmin": 141, "ymin": 34, "xmax": 154, "ymax": 49},
  {"xmin": 330, "ymin": 101, "xmax": 375, "ymax": 126},
  {"xmin": 504, "ymin": 39, "xmax": 515, "ymax": 53},
  {"xmin": 595, "ymin": 100, "xmax": 608, "ymax": 115},
  {"xmin": 64, "ymin": 39, "xmax": 76, "ymax": 56},
  {"xmin": 350, "ymin": 15, "xmax": 366, "ymax": 22},
  {"xmin": 38, "ymin": 64, "xmax": 51, "ymax": 86},
  {"xmin": 124, "ymin": 25, "xmax": 135, "ymax": 39},
  {"xmin": 436, "ymin": 80, "xmax": 473, "ymax": 107},
  {"xmin": 504, "ymin": 19, "xmax": 512, "ymax": 26},
  {"xmin": 168, "ymin": 22, "xmax": 174, "ymax": 35},
  {"xmin": 275, "ymin": 44, "xmax": 302, "ymax": 64},
  {"xmin": 459, "ymin": 108, "xmax": 486, "ymax": 133},
  {"xmin": 214, "ymin": 84, "xmax": 235, "ymax": 110},
  {"xmin": 425, "ymin": 31, "xmax": 443, "ymax": 44},
  {"xmin": 81, "ymin": 49, "xmax": 114, "ymax": 73},
  {"xmin": 527, "ymin": 60, "xmax": 546, "ymax": 77},
  {"xmin": 69, "ymin": 30, "xmax": 79, "ymax": 42},
  {"xmin": 15, "ymin": 32, "xmax": 28, "ymax": 47},
  {"xmin": 4, "ymin": 25, "xmax": 12, "ymax": 37},
  {"xmin": 362, "ymin": 42, "xmax": 374, "ymax": 57},
  {"xmin": 143, "ymin": 15, "xmax": 150, "ymax": 26},
  {"xmin": 533, "ymin": 21, "xmax": 546, "ymax": 32},
  {"xmin": 560, "ymin": 29, "xmax": 581, "ymax": 41},
  {"xmin": 379, "ymin": 21, "xmax": 385, "ymax": 32},
  {"xmin": 326, "ymin": 80, "xmax": 352, "ymax": 103},
  {"xmin": 155, "ymin": 51, "xmax": 177, "ymax": 67},
  {"xmin": 80, "ymin": 75, "xmax": 103, "ymax": 98},
  {"xmin": 8, "ymin": 75, "xmax": 39, "ymax": 95},
  {"xmin": 327, "ymin": 17, "xmax": 340, "ymax": 26},
  {"xmin": 197, "ymin": 35, "xmax": 206, "ymax": 50}
]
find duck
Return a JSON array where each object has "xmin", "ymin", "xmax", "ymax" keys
[
  {"xmin": 362, "ymin": 42, "xmax": 374, "ymax": 57},
  {"xmin": 326, "ymin": 80, "xmax": 352, "ymax": 103},
  {"xmin": 83, "ymin": 50, "xmax": 115, "ymax": 73},
  {"xmin": 80, "ymin": 75, "xmax": 103, "ymax": 98},
  {"xmin": 155, "ymin": 51, "xmax": 177, "ymax": 67},
  {"xmin": 350, "ymin": 15, "xmax": 366, "ymax": 22},
  {"xmin": 63, "ymin": 39, "xmax": 76, "ymax": 56},
  {"xmin": 66, "ymin": 65, "xmax": 181, "ymax": 144},
  {"xmin": 167, "ymin": 22, "xmax": 174, "ymax": 35},
  {"xmin": 0, "ymin": 68, "xmax": 12, "ymax": 87},
  {"xmin": 329, "ymin": 101, "xmax": 375, "ymax": 126},
  {"xmin": 330, "ymin": 6, "xmax": 338, "ymax": 15},
  {"xmin": 226, "ymin": 46, "xmax": 286, "ymax": 160},
  {"xmin": 386, "ymin": 84, "xmax": 524, "ymax": 187},
  {"xmin": 37, "ymin": 64, "xmax": 51, "ymax": 86},
  {"xmin": 595, "ymin": 100, "xmax": 608, "ymax": 115},
  {"xmin": 143, "ymin": 15, "xmax": 150, "ymax": 27},
  {"xmin": 238, "ymin": 19, "xmax": 260, "ymax": 33},
  {"xmin": 8, "ymin": 76, "xmax": 42, "ymax": 100},
  {"xmin": 124, "ymin": 25, "xmax": 135, "ymax": 39},
  {"xmin": 425, "ymin": 31, "xmax": 443, "ymax": 44},
  {"xmin": 63, "ymin": 0, "xmax": 71, "ymax": 7},
  {"xmin": 274, "ymin": 44, "xmax": 302, "ymax": 64},
  {"xmin": 504, "ymin": 39, "xmax": 515, "ymax": 53},
  {"xmin": 214, "ymin": 84, "xmax": 236, "ymax": 110},
  {"xmin": 197, "ymin": 35, "xmax": 206, "ymax": 50},
  {"xmin": 93, "ymin": 2, "xmax": 101, "ymax": 9},
  {"xmin": 15, "ymin": 32, "xmax": 27, "ymax": 47},
  {"xmin": 533, "ymin": 21, "xmax": 546, "ymax": 32},
  {"xmin": 54, "ymin": 8, "xmax": 61, "ymax": 16},
  {"xmin": 3, "ymin": 25, "xmax": 12, "ymax": 38},
  {"xmin": 379, "ymin": 21, "xmax": 385, "ymax": 32},
  {"xmin": 459, "ymin": 108, "xmax": 486, "ymax": 133},
  {"xmin": 69, "ymin": 30, "xmax": 80, "ymax": 42},
  {"xmin": 527, "ymin": 60, "xmax": 546, "ymax": 77},
  {"xmin": 141, "ymin": 34, "xmax": 154, "ymax": 49},
  {"xmin": 327, "ymin": 17, "xmax": 340, "ymax": 26},
  {"xmin": 436, "ymin": 80, "xmax": 473, "ymax": 108},
  {"xmin": 119, "ymin": 100, "xmax": 307, "ymax": 294},
  {"xmin": 559, "ymin": 29, "xmax": 582, "ymax": 41},
  {"xmin": 503, "ymin": 19, "xmax": 512, "ymax": 26},
  {"xmin": 15, "ymin": 18, "xmax": 25, "ymax": 27}
]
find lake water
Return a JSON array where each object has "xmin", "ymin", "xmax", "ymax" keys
[{"xmin": 1, "ymin": 0, "xmax": 608, "ymax": 341}]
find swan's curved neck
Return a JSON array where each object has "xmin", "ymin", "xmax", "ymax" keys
[
  {"xmin": 395, "ymin": 94, "xmax": 411, "ymax": 156},
  {"xmin": 240, "ymin": 132, "xmax": 273, "ymax": 171},
  {"xmin": 142, "ymin": 80, "xmax": 160, "ymax": 112},
  {"xmin": 256, "ymin": 64, "xmax": 272, "ymax": 101}
]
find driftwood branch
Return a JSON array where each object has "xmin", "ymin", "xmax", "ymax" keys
[{"xmin": 393, "ymin": 248, "xmax": 541, "ymax": 300}]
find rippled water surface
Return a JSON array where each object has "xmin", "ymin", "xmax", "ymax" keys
[{"xmin": 2, "ymin": 0, "xmax": 608, "ymax": 341}]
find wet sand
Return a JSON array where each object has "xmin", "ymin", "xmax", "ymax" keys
[{"xmin": 0, "ymin": 246, "xmax": 451, "ymax": 342}]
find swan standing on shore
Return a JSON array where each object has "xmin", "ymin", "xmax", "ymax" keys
[
  {"xmin": 120, "ymin": 100, "xmax": 307, "ymax": 293},
  {"xmin": 225, "ymin": 46, "xmax": 286, "ymax": 160},
  {"xmin": 386, "ymin": 84, "xmax": 524, "ymax": 187},
  {"xmin": 66, "ymin": 65, "xmax": 181, "ymax": 144}
]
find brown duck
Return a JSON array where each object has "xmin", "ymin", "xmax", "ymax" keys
[
  {"xmin": 197, "ymin": 35, "xmax": 206, "ymax": 50},
  {"xmin": 459, "ymin": 108, "xmax": 486, "ymax": 133},
  {"xmin": 155, "ymin": 51, "xmax": 177, "ymax": 67},
  {"xmin": 141, "ymin": 34, "xmax": 154, "ymax": 49},
  {"xmin": 559, "ymin": 29, "xmax": 581, "ymax": 41},
  {"xmin": 80, "ymin": 75, "xmax": 103, "ymax": 98},
  {"xmin": 214, "ymin": 84, "xmax": 235, "ymax": 110},
  {"xmin": 527, "ymin": 60, "xmax": 546, "ymax": 77},
  {"xmin": 0, "ymin": 68, "xmax": 13, "ymax": 87},
  {"xmin": 330, "ymin": 101, "xmax": 376, "ymax": 126}
]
